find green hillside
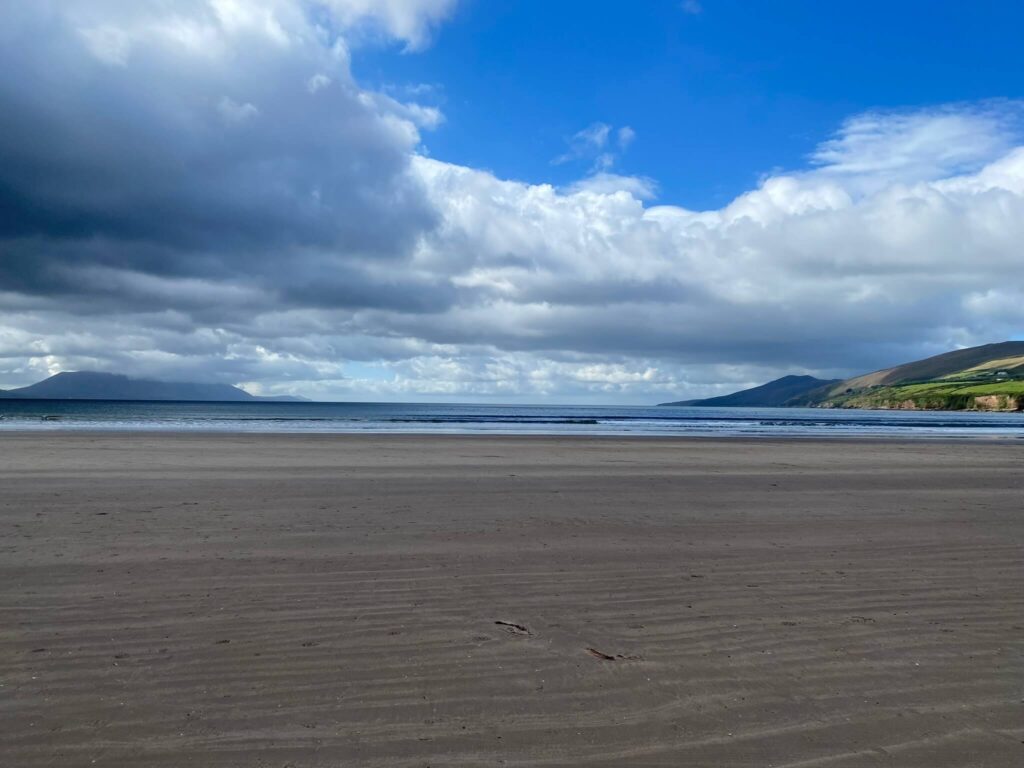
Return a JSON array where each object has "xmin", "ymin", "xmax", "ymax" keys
[{"xmin": 801, "ymin": 342, "xmax": 1024, "ymax": 411}]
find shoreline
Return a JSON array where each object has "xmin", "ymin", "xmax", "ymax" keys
[
  {"xmin": 4, "ymin": 400, "xmax": 1023, "ymax": 441},
  {"xmin": 1, "ymin": 428, "xmax": 1023, "ymax": 445},
  {"xmin": 1, "ymin": 426, "xmax": 1022, "ymax": 441}
]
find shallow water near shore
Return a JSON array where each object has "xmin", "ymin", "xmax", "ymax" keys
[{"xmin": 0, "ymin": 398, "xmax": 1022, "ymax": 437}]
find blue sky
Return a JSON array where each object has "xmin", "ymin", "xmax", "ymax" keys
[
  {"xmin": 357, "ymin": 0, "xmax": 1024, "ymax": 209},
  {"xmin": 1, "ymin": 1, "xmax": 1023, "ymax": 402}
]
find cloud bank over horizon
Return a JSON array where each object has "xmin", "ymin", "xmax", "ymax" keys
[{"xmin": 2, "ymin": 1, "xmax": 1023, "ymax": 402}]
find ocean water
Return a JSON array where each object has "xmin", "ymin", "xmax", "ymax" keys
[{"xmin": 0, "ymin": 399, "xmax": 1022, "ymax": 438}]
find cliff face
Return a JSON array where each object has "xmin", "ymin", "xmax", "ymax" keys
[
  {"xmin": 828, "ymin": 391, "xmax": 1023, "ymax": 411},
  {"xmin": 973, "ymin": 394, "xmax": 1022, "ymax": 411}
]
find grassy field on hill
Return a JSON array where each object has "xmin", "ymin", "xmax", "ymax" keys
[{"xmin": 829, "ymin": 379, "xmax": 1024, "ymax": 410}]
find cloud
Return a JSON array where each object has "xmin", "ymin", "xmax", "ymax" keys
[
  {"xmin": 78, "ymin": 24, "xmax": 133, "ymax": 66},
  {"xmin": 1, "ymin": 2, "xmax": 1024, "ymax": 402},
  {"xmin": 0, "ymin": 1, "xmax": 440, "ymax": 303},
  {"xmin": 306, "ymin": 73, "xmax": 332, "ymax": 93},
  {"xmin": 217, "ymin": 96, "xmax": 260, "ymax": 123},
  {"xmin": 811, "ymin": 102, "xmax": 1024, "ymax": 190},
  {"xmin": 553, "ymin": 122, "xmax": 613, "ymax": 166},
  {"xmin": 400, "ymin": 107, "xmax": 1024, "ymax": 398},
  {"xmin": 566, "ymin": 172, "xmax": 658, "ymax": 200},
  {"xmin": 553, "ymin": 122, "xmax": 641, "ymax": 194},
  {"xmin": 318, "ymin": 0, "xmax": 458, "ymax": 51}
]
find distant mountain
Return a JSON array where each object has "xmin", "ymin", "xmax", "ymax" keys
[
  {"xmin": 0, "ymin": 372, "xmax": 308, "ymax": 402},
  {"xmin": 659, "ymin": 375, "xmax": 840, "ymax": 407}
]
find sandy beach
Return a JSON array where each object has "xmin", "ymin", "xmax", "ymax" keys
[{"xmin": 1, "ymin": 433, "xmax": 1022, "ymax": 767}]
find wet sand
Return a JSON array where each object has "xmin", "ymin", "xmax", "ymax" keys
[{"xmin": 1, "ymin": 433, "xmax": 1022, "ymax": 767}]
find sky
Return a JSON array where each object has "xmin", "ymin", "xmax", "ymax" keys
[{"xmin": 1, "ymin": 0, "xmax": 1023, "ymax": 403}]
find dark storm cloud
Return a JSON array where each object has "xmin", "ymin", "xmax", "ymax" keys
[{"xmin": 0, "ymin": 1, "xmax": 439, "ymax": 313}]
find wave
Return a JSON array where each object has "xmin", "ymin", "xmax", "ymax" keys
[{"xmin": 2, "ymin": 400, "xmax": 1021, "ymax": 437}]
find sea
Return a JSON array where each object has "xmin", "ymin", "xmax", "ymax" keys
[{"xmin": 0, "ymin": 399, "xmax": 1021, "ymax": 439}]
